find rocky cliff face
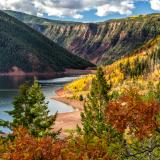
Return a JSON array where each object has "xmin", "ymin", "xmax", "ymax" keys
[
  {"xmin": 42, "ymin": 15, "xmax": 160, "ymax": 65},
  {"xmin": 5, "ymin": 11, "xmax": 160, "ymax": 65}
]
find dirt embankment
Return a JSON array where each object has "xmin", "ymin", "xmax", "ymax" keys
[
  {"xmin": 53, "ymin": 88, "xmax": 84, "ymax": 111},
  {"xmin": 52, "ymin": 88, "xmax": 85, "ymax": 138}
]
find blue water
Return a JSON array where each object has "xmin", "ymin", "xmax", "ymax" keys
[{"xmin": 0, "ymin": 76, "xmax": 77, "ymax": 133}]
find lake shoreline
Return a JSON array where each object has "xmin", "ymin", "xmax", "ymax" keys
[
  {"xmin": 52, "ymin": 88, "xmax": 84, "ymax": 138},
  {"xmin": 0, "ymin": 74, "xmax": 90, "ymax": 137},
  {"xmin": 0, "ymin": 68, "xmax": 96, "ymax": 77}
]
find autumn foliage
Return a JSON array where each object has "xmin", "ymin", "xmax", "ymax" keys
[
  {"xmin": 106, "ymin": 88, "xmax": 160, "ymax": 139},
  {"xmin": 1, "ymin": 127, "xmax": 65, "ymax": 160},
  {"xmin": 0, "ymin": 127, "xmax": 117, "ymax": 160},
  {"xmin": 0, "ymin": 61, "xmax": 160, "ymax": 159}
]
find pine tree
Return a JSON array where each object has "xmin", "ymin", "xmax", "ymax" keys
[
  {"xmin": 80, "ymin": 67, "xmax": 112, "ymax": 138},
  {"xmin": 0, "ymin": 80, "xmax": 59, "ymax": 138},
  {"xmin": 156, "ymin": 82, "xmax": 160, "ymax": 102}
]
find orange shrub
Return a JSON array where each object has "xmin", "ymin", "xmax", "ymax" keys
[
  {"xmin": 1, "ymin": 127, "xmax": 118, "ymax": 160},
  {"xmin": 61, "ymin": 136, "xmax": 118, "ymax": 160},
  {"xmin": 1, "ymin": 127, "xmax": 65, "ymax": 160},
  {"xmin": 106, "ymin": 88, "xmax": 160, "ymax": 139}
]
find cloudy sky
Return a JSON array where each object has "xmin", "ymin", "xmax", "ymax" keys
[{"xmin": 0, "ymin": 0, "xmax": 160, "ymax": 22}]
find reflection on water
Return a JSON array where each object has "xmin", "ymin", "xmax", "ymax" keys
[
  {"xmin": 0, "ymin": 75, "xmax": 78, "ymax": 133},
  {"xmin": 0, "ymin": 76, "xmax": 32, "ymax": 89}
]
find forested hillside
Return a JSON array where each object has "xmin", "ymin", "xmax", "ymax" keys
[
  {"xmin": 5, "ymin": 10, "xmax": 160, "ymax": 65},
  {"xmin": 63, "ymin": 35, "xmax": 160, "ymax": 100},
  {"xmin": 0, "ymin": 11, "xmax": 94, "ymax": 74}
]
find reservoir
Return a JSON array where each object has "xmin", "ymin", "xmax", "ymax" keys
[{"xmin": 0, "ymin": 76, "xmax": 77, "ymax": 132}]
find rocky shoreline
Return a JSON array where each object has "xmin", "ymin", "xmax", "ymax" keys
[{"xmin": 0, "ymin": 68, "xmax": 96, "ymax": 77}]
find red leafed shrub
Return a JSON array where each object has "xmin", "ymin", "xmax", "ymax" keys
[
  {"xmin": 106, "ymin": 88, "xmax": 160, "ymax": 139},
  {"xmin": 61, "ymin": 136, "xmax": 117, "ymax": 160},
  {"xmin": 1, "ymin": 127, "xmax": 117, "ymax": 160},
  {"xmin": 2, "ymin": 127, "xmax": 65, "ymax": 160}
]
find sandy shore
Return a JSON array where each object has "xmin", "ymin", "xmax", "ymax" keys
[
  {"xmin": 52, "ymin": 88, "xmax": 84, "ymax": 138},
  {"xmin": 53, "ymin": 96, "xmax": 84, "ymax": 111},
  {"xmin": 53, "ymin": 111, "xmax": 82, "ymax": 138}
]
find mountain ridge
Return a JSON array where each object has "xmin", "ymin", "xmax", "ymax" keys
[
  {"xmin": 5, "ymin": 10, "xmax": 160, "ymax": 65},
  {"xmin": 0, "ymin": 11, "xmax": 94, "ymax": 74}
]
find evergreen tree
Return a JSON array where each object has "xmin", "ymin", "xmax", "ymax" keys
[
  {"xmin": 156, "ymin": 82, "xmax": 160, "ymax": 102},
  {"xmin": 80, "ymin": 67, "xmax": 112, "ymax": 138},
  {"xmin": 79, "ymin": 94, "xmax": 84, "ymax": 101},
  {"xmin": 0, "ymin": 80, "xmax": 59, "ymax": 138}
]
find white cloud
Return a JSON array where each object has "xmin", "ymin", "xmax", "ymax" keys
[
  {"xmin": 0, "ymin": 0, "xmax": 150, "ymax": 19},
  {"xmin": 73, "ymin": 14, "xmax": 84, "ymax": 19},
  {"xmin": 0, "ymin": 0, "xmax": 37, "ymax": 15},
  {"xmin": 96, "ymin": 1, "xmax": 134, "ymax": 17},
  {"xmin": 150, "ymin": 0, "xmax": 160, "ymax": 10}
]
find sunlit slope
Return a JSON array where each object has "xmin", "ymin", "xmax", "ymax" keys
[{"xmin": 63, "ymin": 36, "xmax": 160, "ymax": 99}]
